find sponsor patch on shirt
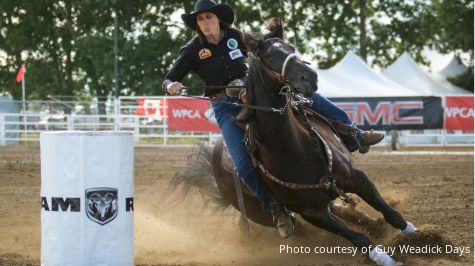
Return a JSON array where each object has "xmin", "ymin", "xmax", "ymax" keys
[
  {"xmin": 227, "ymin": 38, "xmax": 238, "ymax": 50},
  {"xmin": 229, "ymin": 49, "xmax": 243, "ymax": 60},
  {"xmin": 199, "ymin": 48, "xmax": 212, "ymax": 59}
]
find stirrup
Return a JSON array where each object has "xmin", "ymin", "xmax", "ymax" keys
[
  {"xmin": 272, "ymin": 204, "xmax": 296, "ymax": 239},
  {"xmin": 327, "ymin": 119, "xmax": 366, "ymax": 153}
]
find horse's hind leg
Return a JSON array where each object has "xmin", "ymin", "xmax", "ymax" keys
[
  {"xmin": 301, "ymin": 207, "xmax": 371, "ymax": 249},
  {"xmin": 347, "ymin": 168, "xmax": 415, "ymax": 232}
]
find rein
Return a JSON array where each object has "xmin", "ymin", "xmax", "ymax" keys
[
  {"xmin": 177, "ymin": 52, "xmax": 302, "ymax": 113},
  {"xmin": 179, "ymin": 94, "xmax": 287, "ymax": 114}
]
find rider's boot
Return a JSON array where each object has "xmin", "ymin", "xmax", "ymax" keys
[
  {"xmin": 357, "ymin": 129, "xmax": 385, "ymax": 154},
  {"xmin": 271, "ymin": 203, "xmax": 296, "ymax": 239},
  {"xmin": 330, "ymin": 120, "xmax": 384, "ymax": 154}
]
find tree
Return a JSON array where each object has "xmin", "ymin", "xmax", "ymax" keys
[
  {"xmin": 430, "ymin": 0, "xmax": 473, "ymax": 92},
  {"xmin": 0, "ymin": 0, "xmax": 472, "ymax": 99}
]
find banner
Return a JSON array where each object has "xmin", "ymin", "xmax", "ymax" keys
[
  {"xmin": 329, "ymin": 97, "xmax": 444, "ymax": 130},
  {"xmin": 167, "ymin": 98, "xmax": 219, "ymax": 132},
  {"xmin": 445, "ymin": 96, "xmax": 474, "ymax": 131},
  {"xmin": 135, "ymin": 98, "xmax": 167, "ymax": 120},
  {"xmin": 135, "ymin": 96, "xmax": 448, "ymax": 132}
]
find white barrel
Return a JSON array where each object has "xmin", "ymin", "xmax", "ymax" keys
[{"xmin": 40, "ymin": 131, "xmax": 134, "ymax": 266}]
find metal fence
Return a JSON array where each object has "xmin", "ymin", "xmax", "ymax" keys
[
  {"xmin": 0, "ymin": 112, "xmax": 222, "ymax": 147},
  {"xmin": 0, "ymin": 96, "xmax": 473, "ymax": 147}
]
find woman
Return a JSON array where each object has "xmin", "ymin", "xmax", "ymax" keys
[{"xmin": 162, "ymin": 0, "xmax": 383, "ymax": 238}]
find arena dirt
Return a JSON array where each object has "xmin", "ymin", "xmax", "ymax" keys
[{"xmin": 0, "ymin": 145, "xmax": 473, "ymax": 265}]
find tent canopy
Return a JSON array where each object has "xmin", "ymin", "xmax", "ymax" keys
[
  {"xmin": 382, "ymin": 52, "xmax": 470, "ymax": 96},
  {"xmin": 439, "ymin": 56, "xmax": 468, "ymax": 78},
  {"xmin": 317, "ymin": 51, "xmax": 419, "ymax": 98}
]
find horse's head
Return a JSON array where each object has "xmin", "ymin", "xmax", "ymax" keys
[{"xmin": 243, "ymin": 19, "xmax": 318, "ymax": 98}]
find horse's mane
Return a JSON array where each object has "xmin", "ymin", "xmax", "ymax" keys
[{"xmin": 237, "ymin": 18, "xmax": 287, "ymax": 155}]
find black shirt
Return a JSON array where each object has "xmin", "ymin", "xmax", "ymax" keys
[{"xmin": 162, "ymin": 28, "xmax": 248, "ymax": 96}]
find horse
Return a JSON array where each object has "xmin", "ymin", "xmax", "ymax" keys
[{"xmin": 170, "ymin": 20, "xmax": 416, "ymax": 266}]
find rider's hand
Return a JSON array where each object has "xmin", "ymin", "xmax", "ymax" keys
[{"xmin": 166, "ymin": 82, "xmax": 184, "ymax": 95}]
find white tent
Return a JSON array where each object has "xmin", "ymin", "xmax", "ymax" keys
[
  {"xmin": 439, "ymin": 56, "xmax": 468, "ymax": 78},
  {"xmin": 382, "ymin": 52, "xmax": 470, "ymax": 95},
  {"xmin": 317, "ymin": 51, "xmax": 419, "ymax": 98}
]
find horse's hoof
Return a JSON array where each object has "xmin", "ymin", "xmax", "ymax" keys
[
  {"xmin": 401, "ymin": 221, "xmax": 417, "ymax": 234},
  {"xmin": 369, "ymin": 247, "xmax": 400, "ymax": 266}
]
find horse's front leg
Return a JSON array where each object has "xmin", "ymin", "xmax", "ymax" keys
[
  {"xmin": 300, "ymin": 206, "xmax": 399, "ymax": 266},
  {"xmin": 346, "ymin": 168, "xmax": 417, "ymax": 234}
]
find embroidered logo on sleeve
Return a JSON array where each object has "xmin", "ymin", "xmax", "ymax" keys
[
  {"xmin": 199, "ymin": 48, "xmax": 212, "ymax": 59},
  {"xmin": 229, "ymin": 49, "xmax": 243, "ymax": 60}
]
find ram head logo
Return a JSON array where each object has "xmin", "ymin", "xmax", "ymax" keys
[{"xmin": 85, "ymin": 188, "xmax": 118, "ymax": 225}]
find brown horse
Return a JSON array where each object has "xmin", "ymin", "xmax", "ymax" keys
[{"xmin": 171, "ymin": 20, "xmax": 416, "ymax": 266}]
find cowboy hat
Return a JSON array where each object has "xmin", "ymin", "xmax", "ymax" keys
[{"xmin": 181, "ymin": 0, "xmax": 234, "ymax": 30}]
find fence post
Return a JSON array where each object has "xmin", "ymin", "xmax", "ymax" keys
[
  {"xmin": 114, "ymin": 98, "xmax": 120, "ymax": 131},
  {"xmin": 163, "ymin": 96, "xmax": 168, "ymax": 145},
  {"xmin": 442, "ymin": 129, "xmax": 447, "ymax": 147},
  {"xmin": 67, "ymin": 115, "xmax": 74, "ymax": 131},
  {"xmin": 134, "ymin": 116, "xmax": 140, "ymax": 144},
  {"xmin": 0, "ymin": 114, "xmax": 5, "ymax": 146}
]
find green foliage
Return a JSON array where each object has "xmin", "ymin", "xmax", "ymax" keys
[
  {"xmin": 0, "ymin": 0, "xmax": 473, "ymax": 99},
  {"xmin": 431, "ymin": 0, "xmax": 474, "ymax": 55},
  {"xmin": 448, "ymin": 68, "xmax": 474, "ymax": 93}
]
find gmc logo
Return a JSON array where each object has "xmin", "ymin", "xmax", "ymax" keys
[{"xmin": 336, "ymin": 101, "xmax": 424, "ymax": 125}]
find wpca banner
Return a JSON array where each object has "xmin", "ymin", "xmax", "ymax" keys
[
  {"xmin": 166, "ymin": 98, "xmax": 220, "ymax": 132},
  {"xmin": 445, "ymin": 96, "xmax": 474, "ymax": 131}
]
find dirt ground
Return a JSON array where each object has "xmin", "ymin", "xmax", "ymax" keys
[{"xmin": 0, "ymin": 145, "xmax": 473, "ymax": 266}]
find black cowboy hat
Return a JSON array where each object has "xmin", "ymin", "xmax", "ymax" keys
[{"xmin": 181, "ymin": 0, "xmax": 234, "ymax": 30}]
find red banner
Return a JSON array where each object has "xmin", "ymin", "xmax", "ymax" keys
[
  {"xmin": 167, "ymin": 98, "xmax": 219, "ymax": 132},
  {"xmin": 135, "ymin": 98, "xmax": 167, "ymax": 120},
  {"xmin": 445, "ymin": 96, "xmax": 474, "ymax": 130}
]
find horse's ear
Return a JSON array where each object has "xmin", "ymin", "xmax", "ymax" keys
[
  {"xmin": 242, "ymin": 31, "xmax": 259, "ymax": 53},
  {"xmin": 264, "ymin": 18, "xmax": 284, "ymax": 40}
]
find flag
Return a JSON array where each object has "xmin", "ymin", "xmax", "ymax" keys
[{"xmin": 16, "ymin": 64, "xmax": 25, "ymax": 83}]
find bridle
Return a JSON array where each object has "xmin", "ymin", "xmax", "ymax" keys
[{"xmin": 281, "ymin": 53, "xmax": 300, "ymax": 78}]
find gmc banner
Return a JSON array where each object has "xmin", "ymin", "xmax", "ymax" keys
[
  {"xmin": 167, "ymin": 98, "xmax": 220, "ymax": 132},
  {"xmin": 329, "ymin": 97, "xmax": 444, "ymax": 130},
  {"xmin": 445, "ymin": 96, "xmax": 474, "ymax": 131}
]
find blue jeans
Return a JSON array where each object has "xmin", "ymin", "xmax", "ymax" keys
[{"xmin": 212, "ymin": 95, "xmax": 272, "ymax": 213}]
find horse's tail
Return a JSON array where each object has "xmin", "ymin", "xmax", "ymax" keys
[{"xmin": 166, "ymin": 144, "xmax": 231, "ymax": 210}]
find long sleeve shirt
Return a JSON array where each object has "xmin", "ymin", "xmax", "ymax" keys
[{"xmin": 162, "ymin": 28, "xmax": 248, "ymax": 96}]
